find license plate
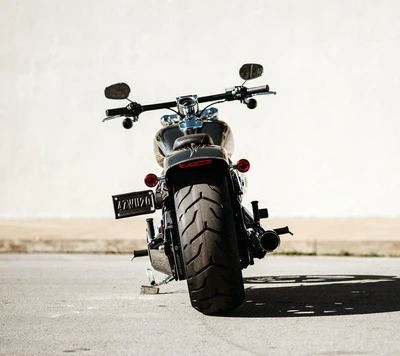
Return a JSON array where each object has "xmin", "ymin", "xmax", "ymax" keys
[{"xmin": 112, "ymin": 190, "xmax": 156, "ymax": 219}]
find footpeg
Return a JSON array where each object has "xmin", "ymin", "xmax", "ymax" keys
[
  {"xmin": 274, "ymin": 226, "xmax": 293, "ymax": 236},
  {"xmin": 130, "ymin": 249, "xmax": 148, "ymax": 261}
]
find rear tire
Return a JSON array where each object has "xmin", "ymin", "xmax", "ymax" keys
[{"xmin": 173, "ymin": 177, "xmax": 244, "ymax": 315}]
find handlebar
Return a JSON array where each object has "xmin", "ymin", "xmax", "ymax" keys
[
  {"xmin": 106, "ymin": 107, "xmax": 131, "ymax": 117},
  {"xmin": 105, "ymin": 84, "xmax": 272, "ymax": 118},
  {"xmin": 198, "ymin": 91, "xmax": 233, "ymax": 103},
  {"xmin": 247, "ymin": 85, "xmax": 270, "ymax": 95}
]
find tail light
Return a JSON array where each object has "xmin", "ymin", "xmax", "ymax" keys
[
  {"xmin": 180, "ymin": 159, "xmax": 212, "ymax": 169},
  {"xmin": 236, "ymin": 159, "xmax": 250, "ymax": 173},
  {"xmin": 144, "ymin": 173, "xmax": 159, "ymax": 187}
]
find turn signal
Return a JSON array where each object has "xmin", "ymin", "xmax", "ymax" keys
[
  {"xmin": 236, "ymin": 159, "xmax": 250, "ymax": 173},
  {"xmin": 144, "ymin": 174, "xmax": 159, "ymax": 187}
]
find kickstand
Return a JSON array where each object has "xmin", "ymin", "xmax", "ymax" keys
[{"xmin": 146, "ymin": 268, "xmax": 174, "ymax": 287}]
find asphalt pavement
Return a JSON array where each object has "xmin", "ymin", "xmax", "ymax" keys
[{"xmin": 1, "ymin": 254, "xmax": 399, "ymax": 355}]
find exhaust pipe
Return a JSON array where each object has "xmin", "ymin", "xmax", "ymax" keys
[
  {"xmin": 148, "ymin": 240, "xmax": 173, "ymax": 276},
  {"xmin": 146, "ymin": 218, "xmax": 173, "ymax": 275},
  {"xmin": 258, "ymin": 230, "xmax": 281, "ymax": 252}
]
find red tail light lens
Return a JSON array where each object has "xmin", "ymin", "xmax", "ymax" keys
[
  {"xmin": 180, "ymin": 159, "xmax": 212, "ymax": 169},
  {"xmin": 236, "ymin": 159, "xmax": 250, "ymax": 173},
  {"xmin": 144, "ymin": 173, "xmax": 159, "ymax": 187}
]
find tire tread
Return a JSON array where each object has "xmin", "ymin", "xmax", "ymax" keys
[{"xmin": 174, "ymin": 177, "xmax": 244, "ymax": 315}]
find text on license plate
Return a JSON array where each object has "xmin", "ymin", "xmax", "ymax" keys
[{"xmin": 112, "ymin": 190, "xmax": 155, "ymax": 219}]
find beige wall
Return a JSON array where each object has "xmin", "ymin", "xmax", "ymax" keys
[{"xmin": 1, "ymin": 0, "xmax": 399, "ymax": 218}]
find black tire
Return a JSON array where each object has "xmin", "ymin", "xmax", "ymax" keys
[{"xmin": 173, "ymin": 176, "xmax": 244, "ymax": 315}]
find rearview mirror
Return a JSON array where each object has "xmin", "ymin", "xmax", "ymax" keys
[
  {"xmin": 239, "ymin": 64, "xmax": 263, "ymax": 81},
  {"xmin": 104, "ymin": 83, "xmax": 131, "ymax": 99}
]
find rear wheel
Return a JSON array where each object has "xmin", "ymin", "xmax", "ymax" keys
[{"xmin": 173, "ymin": 176, "xmax": 244, "ymax": 315}]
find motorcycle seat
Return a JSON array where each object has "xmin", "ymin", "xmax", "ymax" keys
[{"xmin": 173, "ymin": 133, "xmax": 214, "ymax": 151}]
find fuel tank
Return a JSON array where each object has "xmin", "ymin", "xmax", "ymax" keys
[{"xmin": 153, "ymin": 120, "xmax": 235, "ymax": 167}]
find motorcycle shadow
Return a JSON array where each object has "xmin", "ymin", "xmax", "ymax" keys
[{"xmin": 231, "ymin": 274, "xmax": 400, "ymax": 318}]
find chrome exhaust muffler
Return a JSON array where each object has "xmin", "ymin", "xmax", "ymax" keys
[
  {"xmin": 148, "ymin": 238, "xmax": 173, "ymax": 276},
  {"xmin": 258, "ymin": 229, "xmax": 281, "ymax": 252},
  {"xmin": 146, "ymin": 218, "xmax": 172, "ymax": 276}
]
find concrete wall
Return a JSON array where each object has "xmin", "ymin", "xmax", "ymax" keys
[{"xmin": 1, "ymin": 0, "xmax": 399, "ymax": 218}]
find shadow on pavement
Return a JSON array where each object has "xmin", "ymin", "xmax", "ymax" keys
[{"xmin": 231, "ymin": 275, "xmax": 400, "ymax": 318}]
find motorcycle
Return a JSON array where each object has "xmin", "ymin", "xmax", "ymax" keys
[{"xmin": 103, "ymin": 63, "xmax": 292, "ymax": 315}]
